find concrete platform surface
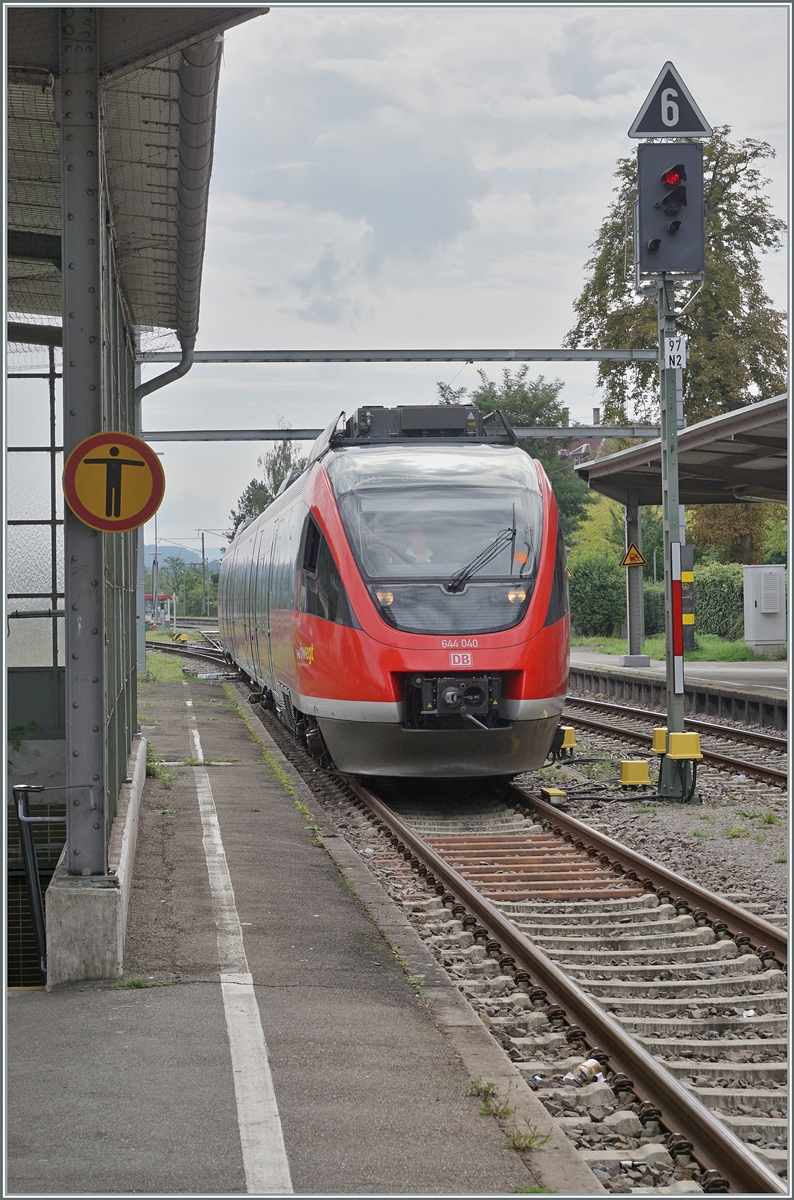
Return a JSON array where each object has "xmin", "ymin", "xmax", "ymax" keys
[
  {"xmin": 7, "ymin": 675, "xmax": 553, "ymax": 1196},
  {"xmin": 570, "ymin": 647, "xmax": 788, "ymax": 697}
]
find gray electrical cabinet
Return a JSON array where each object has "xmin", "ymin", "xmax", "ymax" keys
[{"xmin": 743, "ymin": 565, "xmax": 787, "ymax": 655}]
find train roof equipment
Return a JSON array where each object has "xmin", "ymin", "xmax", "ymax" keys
[{"xmin": 331, "ymin": 405, "xmax": 517, "ymax": 446}]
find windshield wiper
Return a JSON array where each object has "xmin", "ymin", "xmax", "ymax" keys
[{"xmin": 446, "ymin": 524, "xmax": 516, "ymax": 593}]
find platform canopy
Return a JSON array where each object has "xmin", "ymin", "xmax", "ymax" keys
[
  {"xmin": 575, "ymin": 395, "xmax": 788, "ymax": 506},
  {"xmin": 7, "ymin": 6, "xmax": 267, "ymax": 343}
]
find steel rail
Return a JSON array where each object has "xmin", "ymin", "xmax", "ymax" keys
[
  {"xmin": 564, "ymin": 712, "xmax": 787, "ymax": 788},
  {"xmin": 144, "ymin": 639, "xmax": 229, "ymax": 667},
  {"xmin": 345, "ymin": 779, "xmax": 785, "ymax": 1195},
  {"xmin": 566, "ymin": 696, "xmax": 787, "ymax": 751},
  {"xmin": 511, "ymin": 790, "xmax": 787, "ymax": 966}
]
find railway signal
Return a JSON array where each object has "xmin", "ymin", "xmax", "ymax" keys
[
  {"xmin": 630, "ymin": 65, "xmax": 711, "ymax": 799},
  {"xmin": 637, "ymin": 143, "xmax": 705, "ymax": 275}
]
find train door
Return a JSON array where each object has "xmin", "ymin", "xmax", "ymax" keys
[
  {"xmin": 251, "ymin": 525, "xmax": 271, "ymax": 688},
  {"xmin": 248, "ymin": 528, "xmax": 263, "ymax": 685},
  {"xmin": 266, "ymin": 519, "xmax": 282, "ymax": 687},
  {"xmin": 245, "ymin": 536, "xmax": 258, "ymax": 675}
]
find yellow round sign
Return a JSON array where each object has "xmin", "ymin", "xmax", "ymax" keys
[{"xmin": 63, "ymin": 432, "xmax": 165, "ymax": 532}]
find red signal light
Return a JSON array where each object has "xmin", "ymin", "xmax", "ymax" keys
[{"xmin": 661, "ymin": 163, "xmax": 687, "ymax": 188}]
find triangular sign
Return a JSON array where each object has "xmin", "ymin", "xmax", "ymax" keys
[
  {"xmin": 628, "ymin": 62, "xmax": 712, "ymax": 139},
  {"xmin": 621, "ymin": 542, "xmax": 648, "ymax": 568}
]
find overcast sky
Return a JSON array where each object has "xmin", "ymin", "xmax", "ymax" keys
[{"xmin": 141, "ymin": 3, "xmax": 789, "ymax": 552}]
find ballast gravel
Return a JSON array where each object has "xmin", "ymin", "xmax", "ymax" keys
[
  {"xmin": 516, "ymin": 727, "xmax": 788, "ymax": 920},
  {"xmin": 244, "ymin": 701, "xmax": 772, "ymax": 1194}
]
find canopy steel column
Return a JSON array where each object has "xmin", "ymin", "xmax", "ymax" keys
[
  {"xmin": 620, "ymin": 491, "xmax": 649, "ymax": 667},
  {"xmin": 134, "ymin": 332, "xmax": 147, "ymax": 677},
  {"xmin": 62, "ymin": 9, "xmax": 106, "ymax": 874}
]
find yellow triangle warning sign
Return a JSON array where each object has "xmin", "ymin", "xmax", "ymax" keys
[
  {"xmin": 566, "ymin": 567, "xmax": 574, "ymax": 580},
  {"xmin": 621, "ymin": 542, "xmax": 648, "ymax": 568}
]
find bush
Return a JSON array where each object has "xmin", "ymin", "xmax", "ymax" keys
[
  {"xmin": 643, "ymin": 582, "xmax": 666, "ymax": 636},
  {"xmin": 569, "ymin": 553, "xmax": 626, "ymax": 636},
  {"xmin": 694, "ymin": 563, "xmax": 744, "ymax": 639}
]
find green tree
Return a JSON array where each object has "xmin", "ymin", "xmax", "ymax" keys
[
  {"xmin": 161, "ymin": 555, "xmax": 188, "ymax": 600},
  {"xmin": 227, "ymin": 477, "xmax": 274, "ymax": 541},
  {"xmin": 762, "ymin": 507, "xmax": 787, "ymax": 564},
  {"xmin": 564, "ymin": 126, "xmax": 786, "ymax": 424},
  {"xmin": 437, "ymin": 366, "xmax": 594, "ymax": 540},
  {"xmin": 227, "ymin": 422, "xmax": 308, "ymax": 540},
  {"xmin": 688, "ymin": 502, "xmax": 777, "ymax": 565}
]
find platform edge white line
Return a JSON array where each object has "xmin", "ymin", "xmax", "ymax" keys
[{"xmin": 189, "ymin": 710, "xmax": 293, "ymax": 1194}]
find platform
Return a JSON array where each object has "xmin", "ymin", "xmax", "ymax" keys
[
  {"xmin": 7, "ymin": 674, "xmax": 601, "ymax": 1196},
  {"xmin": 570, "ymin": 648, "xmax": 787, "ymax": 696},
  {"xmin": 569, "ymin": 648, "xmax": 788, "ymax": 730}
]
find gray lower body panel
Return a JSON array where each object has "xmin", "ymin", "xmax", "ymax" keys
[{"xmin": 316, "ymin": 715, "xmax": 559, "ymax": 778}]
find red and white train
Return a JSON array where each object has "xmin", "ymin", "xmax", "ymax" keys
[{"xmin": 218, "ymin": 405, "xmax": 569, "ymax": 777}]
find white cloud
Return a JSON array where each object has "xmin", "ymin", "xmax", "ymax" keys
[{"xmin": 146, "ymin": 4, "xmax": 788, "ymax": 539}]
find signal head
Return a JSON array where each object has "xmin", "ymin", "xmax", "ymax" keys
[
  {"xmin": 636, "ymin": 143, "xmax": 704, "ymax": 275},
  {"xmin": 661, "ymin": 164, "xmax": 687, "ymax": 187}
]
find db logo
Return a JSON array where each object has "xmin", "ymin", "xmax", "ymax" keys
[{"xmin": 449, "ymin": 651, "xmax": 473, "ymax": 667}]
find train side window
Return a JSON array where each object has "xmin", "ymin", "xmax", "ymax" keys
[
  {"xmin": 301, "ymin": 516, "xmax": 357, "ymax": 627},
  {"xmin": 543, "ymin": 521, "xmax": 569, "ymax": 627},
  {"xmin": 303, "ymin": 517, "xmax": 322, "ymax": 574}
]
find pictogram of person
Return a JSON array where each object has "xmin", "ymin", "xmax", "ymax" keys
[{"xmin": 83, "ymin": 445, "xmax": 145, "ymax": 518}]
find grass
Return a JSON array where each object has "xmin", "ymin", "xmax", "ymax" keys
[
  {"xmin": 220, "ymin": 682, "xmax": 295, "ymax": 794},
  {"xmin": 147, "ymin": 629, "xmax": 204, "ymax": 642},
  {"xmin": 762, "ymin": 811, "xmax": 778, "ymax": 825},
  {"xmin": 469, "ymin": 1079, "xmax": 516, "ymax": 1120},
  {"xmin": 774, "ymin": 852, "xmax": 787, "ymax": 864},
  {"xmin": 146, "ymin": 743, "xmax": 178, "ymax": 789},
  {"xmin": 113, "ymin": 977, "xmax": 172, "ymax": 989},
  {"xmin": 725, "ymin": 824, "xmax": 748, "ymax": 839},
  {"xmin": 220, "ymin": 691, "xmax": 326, "ymax": 843},
  {"xmin": 408, "ymin": 975, "xmax": 426, "ymax": 1001},
  {"xmin": 571, "ymin": 632, "xmax": 784, "ymax": 662},
  {"xmin": 293, "ymin": 796, "xmax": 325, "ymax": 845},
  {"xmin": 503, "ymin": 1126, "xmax": 552, "ymax": 1154},
  {"xmin": 391, "ymin": 945, "xmax": 410, "ymax": 972},
  {"xmin": 691, "ymin": 828, "xmax": 709, "ymax": 838},
  {"xmin": 143, "ymin": 651, "xmax": 185, "ymax": 683}
]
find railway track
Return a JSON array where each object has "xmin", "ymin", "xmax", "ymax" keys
[
  {"xmin": 146, "ymin": 642, "xmax": 786, "ymax": 789},
  {"xmin": 145, "ymin": 639, "xmax": 229, "ymax": 667},
  {"xmin": 340, "ymin": 780, "xmax": 787, "ymax": 1194},
  {"xmin": 563, "ymin": 700, "xmax": 787, "ymax": 790},
  {"xmin": 566, "ymin": 696, "xmax": 788, "ymax": 753},
  {"xmin": 237, "ymin": 686, "xmax": 787, "ymax": 1195}
]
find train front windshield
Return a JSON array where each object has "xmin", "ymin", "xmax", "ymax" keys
[{"xmin": 326, "ymin": 445, "xmax": 544, "ymax": 635}]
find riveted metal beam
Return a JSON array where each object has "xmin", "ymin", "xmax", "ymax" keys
[
  {"xmin": 138, "ymin": 347, "xmax": 658, "ymax": 364},
  {"xmin": 61, "ymin": 8, "xmax": 106, "ymax": 875}
]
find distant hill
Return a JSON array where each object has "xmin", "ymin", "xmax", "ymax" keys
[{"xmin": 144, "ymin": 543, "xmax": 226, "ymax": 569}]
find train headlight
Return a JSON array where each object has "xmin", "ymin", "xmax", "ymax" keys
[
  {"xmin": 376, "ymin": 589, "xmax": 394, "ymax": 606},
  {"xmin": 507, "ymin": 587, "xmax": 527, "ymax": 604}
]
